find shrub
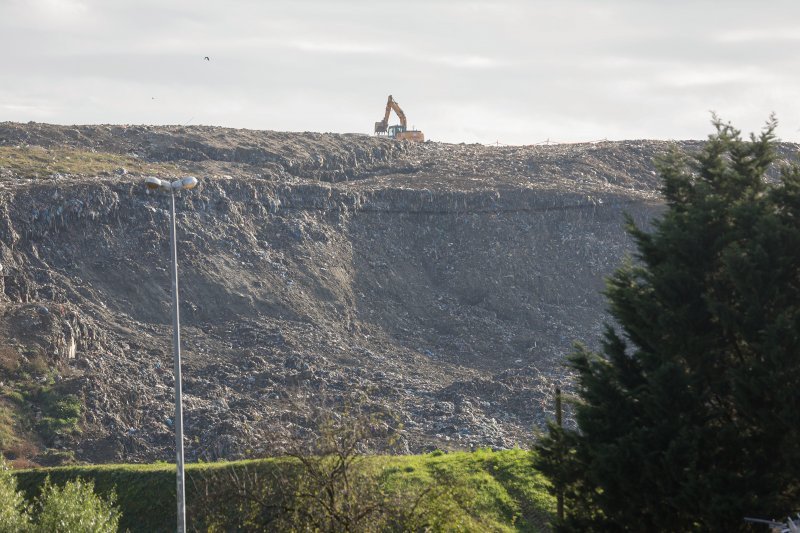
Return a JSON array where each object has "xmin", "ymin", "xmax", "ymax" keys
[
  {"xmin": 31, "ymin": 391, "xmax": 82, "ymax": 442},
  {"xmin": 34, "ymin": 477, "xmax": 120, "ymax": 533},
  {"xmin": 0, "ymin": 457, "xmax": 30, "ymax": 532}
]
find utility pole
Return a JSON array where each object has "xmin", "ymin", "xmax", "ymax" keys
[
  {"xmin": 555, "ymin": 386, "xmax": 564, "ymax": 522},
  {"xmin": 169, "ymin": 189, "xmax": 186, "ymax": 533},
  {"xmin": 145, "ymin": 176, "xmax": 198, "ymax": 533}
]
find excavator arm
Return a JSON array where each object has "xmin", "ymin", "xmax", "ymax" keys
[{"xmin": 374, "ymin": 95, "xmax": 407, "ymax": 134}]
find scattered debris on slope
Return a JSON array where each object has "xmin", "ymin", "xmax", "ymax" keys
[{"xmin": 0, "ymin": 122, "xmax": 796, "ymax": 464}]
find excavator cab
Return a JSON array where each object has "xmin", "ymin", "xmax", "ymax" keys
[
  {"xmin": 374, "ymin": 95, "xmax": 424, "ymax": 142},
  {"xmin": 387, "ymin": 125, "xmax": 424, "ymax": 142}
]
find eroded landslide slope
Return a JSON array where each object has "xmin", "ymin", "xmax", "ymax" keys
[{"xmin": 0, "ymin": 123, "xmax": 792, "ymax": 464}]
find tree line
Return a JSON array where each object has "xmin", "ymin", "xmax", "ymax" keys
[{"xmin": 536, "ymin": 117, "xmax": 800, "ymax": 531}]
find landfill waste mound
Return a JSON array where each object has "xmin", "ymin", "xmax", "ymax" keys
[{"xmin": 0, "ymin": 122, "xmax": 795, "ymax": 465}]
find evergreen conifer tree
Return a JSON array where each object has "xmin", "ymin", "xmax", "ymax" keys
[{"xmin": 536, "ymin": 118, "xmax": 800, "ymax": 531}]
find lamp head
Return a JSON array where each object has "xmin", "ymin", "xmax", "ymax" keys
[
  {"xmin": 175, "ymin": 176, "xmax": 198, "ymax": 190},
  {"xmin": 145, "ymin": 176, "xmax": 167, "ymax": 190},
  {"xmin": 145, "ymin": 176, "xmax": 199, "ymax": 191}
]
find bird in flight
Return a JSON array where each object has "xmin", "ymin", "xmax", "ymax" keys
[{"xmin": 204, "ymin": 56, "xmax": 210, "ymax": 61}]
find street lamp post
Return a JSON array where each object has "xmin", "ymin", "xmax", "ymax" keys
[{"xmin": 145, "ymin": 176, "xmax": 198, "ymax": 533}]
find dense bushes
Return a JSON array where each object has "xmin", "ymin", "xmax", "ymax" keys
[
  {"xmin": 1, "ymin": 457, "xmax": 119, "ymax": 532},
  {"xmin": 0, "ymin": 458, "xmax": 29, "ymax": 531}
]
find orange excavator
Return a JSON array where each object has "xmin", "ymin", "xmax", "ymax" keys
[{"xmin": 374, "ymin": 95, "xmax": 424, "ymax": 142}]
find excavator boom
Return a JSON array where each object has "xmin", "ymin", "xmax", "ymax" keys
[{"xmin": 388, "ymin": 96, "xmax": 407, "ymax": 128}]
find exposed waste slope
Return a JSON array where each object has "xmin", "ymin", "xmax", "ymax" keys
[{"xmin": 0, "ymin": 122, "xmax": 795, "ymax": 464}]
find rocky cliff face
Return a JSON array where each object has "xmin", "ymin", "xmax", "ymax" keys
[{"xmin": 0, "ymin": 122, "xmax": 792, "ymax": 464}]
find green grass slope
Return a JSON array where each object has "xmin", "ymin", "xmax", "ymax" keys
[{"xmin": 13, "ymin": 449, "xmax": 554, "ymax": 532}]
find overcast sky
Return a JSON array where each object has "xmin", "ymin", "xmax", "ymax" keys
[{"xmin": 2, "ymin": 0, "xmax": 799, "ymax": 145}]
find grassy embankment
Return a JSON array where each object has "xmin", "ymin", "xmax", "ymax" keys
[
  {"xmin": 0, "ymin": 343, "xmax": 84, "ymax": 466},
  {"xmin": 0, "ymin": 145, "xmax": 178, "ymax": 179},
  {"xmin": 13, "ymin": 449, "xmax": 554, "ymax": 532}
]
